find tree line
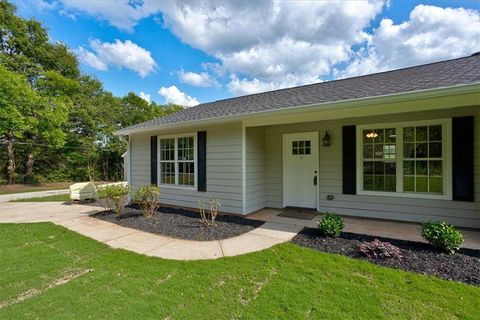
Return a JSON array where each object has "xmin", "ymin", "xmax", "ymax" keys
[{"xmin": 0, "ymin": 1, "xmax": 181, "ymax": 184}]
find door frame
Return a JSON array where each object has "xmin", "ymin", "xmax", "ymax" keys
[{"xmin": 282, "ymin": 131, "xmax": 320, "ymax": 210}]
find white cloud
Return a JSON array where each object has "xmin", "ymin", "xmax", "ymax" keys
[
  {"xmin": 139, "ymin": 92, "xmax": 151, "ymax": 103},
  {"xmin": 76, "ymin": 39, "xmax": 157, "ymax": 77},
  {"xmin": 44, "ymin": 1, "xmax": 480, "ymax": 96},
  {"xmin": 339, "ymin": 5, "xmax": 480, "ymax": 78},
  {"xmin": 158, "ymin": 86, "xmax": 199, "ymax": 107},
  {"xmin": 178, "ymin": 69, "xmax": 220, "ymax": 88},
  {"xmin": 228, "ymin": 74, "xmax": 321, "ymax": 96},
  {"xmin": 59, "ymin": 9, "xmax": 76, "ymax": 20}
]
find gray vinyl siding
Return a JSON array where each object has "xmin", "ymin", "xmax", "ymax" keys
[
  {"xmin": 129, "ymin": 122, "xmax": 243, "ymax": 214},
  {"xmin": 245, "ymin": 127, "xmax": 266, "ymax": 213},
  {"xmin": 263, "ymin": 106, "xmax": 480, "ymax": 228}
]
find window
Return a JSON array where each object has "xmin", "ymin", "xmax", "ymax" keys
[
  {"xmin": 292, "ymin": 140, "xmax": 311, "ymax": 155},
  {"xmin": 159, "ymin": 134, "xmax": 196, "ymax": 187},
  {"xmin": 357, "ymin": 120, "xmax": 450, "ymax": 199}
]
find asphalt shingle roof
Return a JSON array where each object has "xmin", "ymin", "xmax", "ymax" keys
[{"xmin": 120, "ymin": 54, "xmax": 480, "ymax": 133}]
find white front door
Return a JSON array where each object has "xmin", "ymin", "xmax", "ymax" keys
[{"xmin": 283, "ymin": 132, "xmax": 319, "ymax": 209}]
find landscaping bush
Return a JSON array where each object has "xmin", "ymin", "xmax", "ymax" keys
[
  {"xmin": 359, "ymin": 239, "xmax": 403, "ymax": 259},
  {"xmin": 102, "ymin": 184, "xmax": 130, "ymax": 215},
  {"xmin": 317, "ymin": 212, "xmax": 344, "ymax": 238},
  {"xmin": 199, "ymin": 197, "xmax": 221, "ymax": 226},
  {"xmin": 421, "ymin": 221, "xmax": 464, "ymax": 254},
  {"xmin": 133, "ymin": 185, "xmax": 160, "ymax": 219}
]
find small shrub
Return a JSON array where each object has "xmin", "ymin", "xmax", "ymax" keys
[
  {"xmin": 421, "ymin": 221, "xmax": 464, "ymax": 254},
  {"xmin": 317, "ymin": 212, "xmax": 344, "ymax": 238},
  {"xmin": 199, "ymin": 197, "xmax": 221, "ymax": 226},
  {"xmin": 102, "ymin": 184, "xmax": 130, "ymax": 215},
  {"xmin": 134, "ymin": 185, "xmax": 160, "ymax": 219},
  {"xmin": 359, "ymin": 239, "xmax": 403, "ymax": 259}
]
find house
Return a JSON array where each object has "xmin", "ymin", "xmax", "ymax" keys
[{"xmin": 116, "ymin": 54, "xmax": 480, "ymax": 229}]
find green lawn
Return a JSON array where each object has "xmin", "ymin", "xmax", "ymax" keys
[
  {"xmin": 0, "ymin": 182, "xmax": 72, "ymax": 195},
  {"xmin": 11, "ymin": 194, "xmax": 71, "ymax": 202},
  {"xmin": 0, "ymin": 224, "xmax": 477, "ymax": 319},
  {"xmin": 11, "ymin": 191, "xmax": 107, "ymax": 202}
]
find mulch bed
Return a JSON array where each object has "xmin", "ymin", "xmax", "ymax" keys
[
  {"xmin": 292, "ymin": 227, "xmax": 480, "ymax": 286},
  {"xmin": 93, "ymin": 205, "xmax": 264, "ymax": 241}
]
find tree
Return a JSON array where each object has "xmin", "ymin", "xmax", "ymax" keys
[{"xmin": 0, "ymin": 66, "xmax": 37, "ymax": 183}]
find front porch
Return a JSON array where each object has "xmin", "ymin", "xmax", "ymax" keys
[{"xmin": 243, "ymin": 105, "xmax": 479, "ymax": 228}]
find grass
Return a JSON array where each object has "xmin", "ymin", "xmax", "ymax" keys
[
  {"xmin": 11, "ymin": 194, "xmax": 71, "ymax": 202},
  {"xmin": 11, "ymin": 190, "xmax": 107, "ymax": 202},
  {"xmin": 0, "ymin": 223, "xmax": 478, "ymax": 319},
  {"xmin": 0, "ymin": 182, "xmax": 72, "ymax": 195}
]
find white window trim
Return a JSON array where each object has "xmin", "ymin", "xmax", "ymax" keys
[
  {"xmin": 356, "ymin": 118, "xmax": 452, "ymax": 200},
  {"xmin": 157, "ymin": 132, "xmax": 197, "ymax": 190}
]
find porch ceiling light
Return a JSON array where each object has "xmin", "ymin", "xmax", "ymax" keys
[
  {"xmin": 323, "ymin": 130, "xmax": 331, "ymax": 147},
  {"xmin": 366, "ymin": 131, "xmax": 378, "ymax": 139}
]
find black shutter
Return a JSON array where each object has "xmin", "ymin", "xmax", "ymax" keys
[
  {"xmin": 452, "ymin": 116, "xmax": 474, "ymax": 201},
  {"xmin": 150, "ymin": 136, "xmax": 158, "ymax": 185},
  {"xmin": 342, "ymin": 125, "xmax": 356, "ymax": 194},
  {"xmin": 197, "ymin": 131, "xmax": 207, "ymax": 192}
]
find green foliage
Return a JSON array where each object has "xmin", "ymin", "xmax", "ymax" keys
[
  {"xmin": 318, "ymin": 212, "xmax": 344, "ymax": 238},
  {"xmin": 102, "ymin": 184, "xmax": 130, "ymax": 215},
  {"xmin": 133, "ymin": 185, "xmax": 160, "ymax": 218},
  {"xmin": 0, "ymin": 1, "xmax": 182, "ymax": 184},
  {"xmin": 421, "ymin": 221, "xmax": 464, "ymax": 254}
]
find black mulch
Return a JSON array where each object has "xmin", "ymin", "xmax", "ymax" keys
[
  {"xmin": 93, "ymin": 205, "xmax": 264, "ymax": 241},
  {"xmin": 292, "ymin": 227, "xmax": 480, "ymax": 286}
]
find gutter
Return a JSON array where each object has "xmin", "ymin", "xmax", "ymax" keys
[{"xmin": 114, "ymin": 82, "xmax": 480, "ymax": 136}]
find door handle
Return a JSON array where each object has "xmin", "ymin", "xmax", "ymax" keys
[{"xmin": 313, "ymin": 176, "xmax": 317, "ymax": 186}]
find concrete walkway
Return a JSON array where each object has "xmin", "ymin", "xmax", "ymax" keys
[
  {"xmin": 0, "ymin": 202, "xmax": 302, "ymax": 260},
  {"xmin": 1, "ymin": 202, "xmax": 478, "ymax": 260}
]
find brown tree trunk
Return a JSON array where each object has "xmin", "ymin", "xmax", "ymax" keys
[
  {"xmin": 6, "ymin": 131, "xmax": 15, "ymax": 184},
  {"xmin": 26, "ymin": 153, "xmax": 35, "ymax": 176}
]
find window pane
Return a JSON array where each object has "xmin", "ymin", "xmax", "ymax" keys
[
  {"xmin": 404, "ymin": 143, "xmax": 415, "ymax": 158},
  {"xmin": 429, "ymin": 177, "xmax": 443, "ymax": 193},
  {"xmin": 403, "ymin": 161, "xmax": 414, "ymax": 175},
  {"xmin": 305, "ymin": 140, "xmax": 311, "ymax": 148},
  {"xmin": 416, "ymin": 143, "xmax": 428, "ymax": 158},
  {"xmin": 429, "ymin": 125, "xmax": 442, "ymax": 141},
  {"xmin": 304, "ymin": 147, "xmax": 311, "ymax": 155},
  {"xmin": 374, "ymin": 176, "xmax": 384, "ymax": 191},
  {"xmin": 385, "ymin": 176, "xmax": 396, "ymax": 192},
  {"xmin": 429, "ymin": 161, "xmax": 442, "ymax": 176},
  {"xmin": 364, "ymin": 175, "xmax": 373, "ymax": 190},
  {"xmin": 363, "ymin": 161, "xmax": 374, "ymax": 175},
  {"xmin": 363, "ymin": 144, "xmax": 373, "ymax": 158},
  {"xmin": 416, "ymin": 160, "xmax": 427, "ymax": 175},
  {"xmin": 292, "ymin": 147, "xmax": 298, "ymax": 155},
  {"xmin": 403, "ymin": 127, "xmax": 414, "ymax": 142},
  {"xmin": 386, "ymin": 128, "xmax": 396, "ymax": 143},
  {"xmin": 292, "ymin": 141, "xmax": 298, "ymax": 148},
  {"xmin": 160, "ymin": 138, "xmax": 175, "ymax": 161},
  {"xmin": 374, "ymin": 129, "xmax": 384, "ymax": 143},
  {"xmin": 299, "ymin": 141, "xmax": 304, "ymax": 148},
  {"xmin": 178, "ymin": 137, "xmax": 194, "ymax": 161},
  {"xmin": 161, "ymin": 162, "xmax": 175, "ymax": 184},
  {"xmin": 429, "ymin": 142, "xmax": 442, "ymax": 158},
  {"xmin": 374, "ymin": 144, "xmax": 384, "ymax": 158},
  {"xmin": 385, "ymin": 162, "xmax": 396, "ymax": 175},
  {"xmin": 416, "ymin": 126, "xmax": 427, "ymax": 142},
  {"xmin": 178, "ymin": 162, "xmax": 195, "ymax": 186},
  {"xmin": 416, "ymin": 176, "xmax": 428, "ymax": 192},
  {"xmin": 404, "ymin": 176, "xmax": 415, "ymax": 192},
  {"xmin": 374, "ymin": 162, "xmax": 384, "ymax": 174}
]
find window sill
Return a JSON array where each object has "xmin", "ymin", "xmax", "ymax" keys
[
  {"xmin": 357, "ymin": 190, "xmax": 451, "ymax": 201},
  {"xmin": 158, "ymin": 184, "xmax": 197, "ymax": 191}
]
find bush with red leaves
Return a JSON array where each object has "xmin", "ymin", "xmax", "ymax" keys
[{"xmin": 359, "ymin": 239, "xmax": 403, "ymax": 259}]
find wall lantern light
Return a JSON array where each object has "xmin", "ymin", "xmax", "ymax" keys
[
  {"xmin": 322, "ymin": 130, "xmax": 331, "ymax": 147},
  {"xmin": 366, "ymin": 131, "xmax": 378, "ymax": 139}
]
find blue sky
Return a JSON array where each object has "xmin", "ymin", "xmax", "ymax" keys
[{"xmin": 14, "ymin": 0, "xmax": 480, "ymax": 106}]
